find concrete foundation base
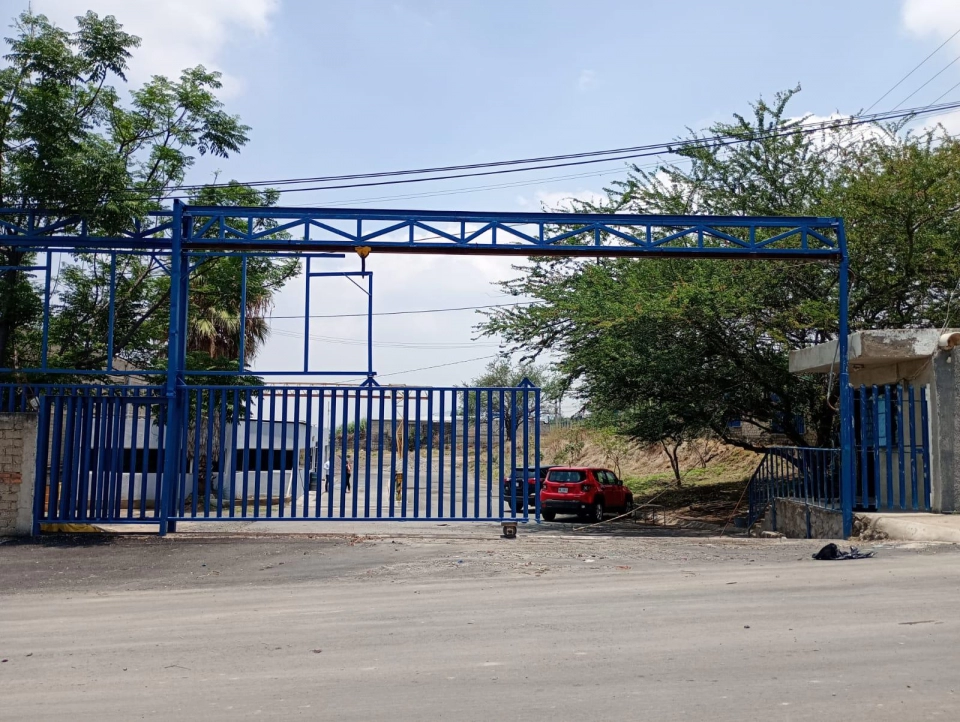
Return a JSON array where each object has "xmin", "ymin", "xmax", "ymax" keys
[
  {"xmin": 752, "ymin": 499, "xmax": 960, "ymax": 543},
  {"xmin": 855, "ymin": 512, "xmax": 960, "ymax": 543},
  {"xmin": 751, "ymin": 499, "xmax": 844, "ymax": 539}
]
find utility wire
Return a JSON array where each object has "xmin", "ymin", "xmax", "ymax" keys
[
  {"xmin": 181, "ymin": 148, "xmax": 654, "ymax": 190},
  {"xmin": 891, "ymin": 52, "xmax": 960, "ymax": 111},
  {"xmin": 341, "ymin": 354, "xmax": 499, "ymax": 383},
  {"xmin": 129, "ymin": 100, "xmax": 960, "ymax": 200},
  {"xmin": 266, "ymin": 301, "xmax": 531, "ymax": 320},
  {"xmin": 202, "ymin": 103, "xmax": 958, "ymax": 190},
  {"xmin": 285, "ymin": 161, "xmax": 663, "ymax": 208},
  {"xmin": 284, "ymin": 153, "xmax": 684, "ymax": 208},
  {"xmin": 202, "ymin": 102, "xmax": 960, "ymax": 197},
  {"xmin": 864, "ymin": 26, "xmax": 960, "ymax": 113},
  {"xmin": 178, "ymin": 150, "xmax": 703, "ymax": 197},
  {"xmin": 268, "ymin": 327, "xmax": 501, "ymax": 350},
  {"xmin": 927, "ymin": 76, "xmax": 960, "ymax": 107}
]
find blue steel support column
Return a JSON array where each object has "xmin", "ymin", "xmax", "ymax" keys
[
  {"xmin": 367, "ymin": 272, "xmax": 374, "ymax": 379},
  {"xmin": 159, "ymin": 200, "xmax": 187, "ymax": 537},
  {"xmin": 239, "ymin": 255, "xmax": 248, "ymax": 372},
  {"xmin": 31, "ymin": 396, "xmax": 49, "ymax": 535},
  {"xmin": 302, "ymin": 256, "xmax": 309, "ymax": 373},
  {"xmin": 837, "ymin": 221, "xmax": 854, "ymax": 538}
]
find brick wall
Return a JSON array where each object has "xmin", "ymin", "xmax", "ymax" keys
[{"xmin": 0, "ymin": 413, "xmax": 37, "ymax": 536}]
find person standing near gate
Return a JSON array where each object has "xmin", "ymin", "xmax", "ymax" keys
[
  {"xmin": 345, "ymin": 456, "xmax": 352, "ymax": 493},
  {"xmin": 323, "ymin": 457, "xmax": 332, "ymax": 494}
]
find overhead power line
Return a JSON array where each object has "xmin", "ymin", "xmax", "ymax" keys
[
  {"xmin": 266, "ymin": 301, "xmax": 531, "ymax": 320},
  {"xmin": 145, "ymin": 100, "xmax": 960, "ymax": 199},
  {"xmin": 268, "ymin": 327, "xmax": 501, "ymax": 350},
  {"xmin": 341, "ymin": 354, "xmax": 499, "ymax": 384},
  {"xmin": 287, "ymin": 163, "xmax": 651, "ymax": 208},
  {"xmin": 891, "ymin": 52, "xmax": 960, "ymax": 111},
  {"xmin": 865, "ymin": 26, "xmax": 960, "ymax": 113},
  {"xmin": 282, "ymin": 154, "xmax": 685, "ymax": 208},
  {"xmin": 930, "ymin": 77, "xmax": 960, "ymax": 107}
]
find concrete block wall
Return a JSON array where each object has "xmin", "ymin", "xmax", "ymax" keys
[
  {"xmin": 0, "ymin": 413, "xmax": 37, "ymax": 536},
  {"xmin": 753, "ymin": 499, "xmax": 845, "ymax": 539}
]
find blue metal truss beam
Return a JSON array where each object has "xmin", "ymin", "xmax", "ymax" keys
[
  {"xmin": 179, "ymin": 206, "xmax": 843, "ymax": 259},
  {"xmin": 0, "ymin": 206, "xmax": 843, "ymax": 259}
]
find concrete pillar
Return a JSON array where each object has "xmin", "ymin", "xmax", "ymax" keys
[
  {"xmin": 16, "ymin": 414, "xmax": 37, "ymax": 534},
  {"xmin": 933, "ymin": 351, "xmax": 958, "ymax": 513},
  {"xmin": 0, "ymin": 413, "xmax": 38, "ymax": 536}
]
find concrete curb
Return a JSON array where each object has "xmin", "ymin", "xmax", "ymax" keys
[{"xmin": 862, "ymin": 514, "xmax": 960, "ymax": 543}]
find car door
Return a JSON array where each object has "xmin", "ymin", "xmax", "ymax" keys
[
  {"xmin": 598, "ymin": 470, "xmax": 622, "ymax": 508},
  {"xmin": 609, "ymin": 471, "xmax": 628, "ymax": 508}
]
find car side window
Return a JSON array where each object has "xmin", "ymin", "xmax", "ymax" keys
[{"xmin": 598, "ymin": 470, "xmax": 612, "ymax": 485}]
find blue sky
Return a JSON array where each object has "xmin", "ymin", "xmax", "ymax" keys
[{"xmin": 23, "ymin": 0, "xmax": 960, "ymax": 386}]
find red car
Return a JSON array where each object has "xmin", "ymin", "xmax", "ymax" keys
[{"xmin": 540, "ymin": 467, "xmax": 634, "ymax": 522}]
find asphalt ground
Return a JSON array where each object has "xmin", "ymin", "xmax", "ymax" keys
[{"xmin": 1, "ymin": 526, "xmax": 958, "ymax": 721}]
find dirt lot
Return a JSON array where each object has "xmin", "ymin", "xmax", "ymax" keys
[{"xmin": 2, "ymin": 527, "xmax": 959, "ymax": 721}]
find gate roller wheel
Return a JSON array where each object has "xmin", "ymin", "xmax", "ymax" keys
[{"xmin": 501, "ymin": 522, "xmax": 518, "ymax": 539}]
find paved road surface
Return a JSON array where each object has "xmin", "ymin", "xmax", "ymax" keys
[{"xmin": 1, "ymin": 529, "xmax": 958, "ymax": 721}]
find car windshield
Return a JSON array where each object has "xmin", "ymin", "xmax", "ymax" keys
[{"xmin": 547, "ymin": 470, "xmax": 587, "ymax": 483}]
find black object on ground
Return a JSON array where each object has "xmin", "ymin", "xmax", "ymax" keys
[{"xmin": 812, "ymin": 543, "xmax": 875, "ymax": 560}]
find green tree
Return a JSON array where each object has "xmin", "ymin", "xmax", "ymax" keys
[
  {"xmin": 0, "ymin": 10, "xmax": 265, "ymax": 374},
  {"xmin": 833, "ymin": 128, "xmax": 960, "ymax": 329},
  {"xmin": 464, "ymin": 358, "xmax": 557, "ymax": 434},
  {"xmin": 47, "ymin": 182, "xmax": 298, "ymax": 375},
  {"xmin": 183, "ymin": 182, "xmax": 299, "ymax": 367},
  {"xmin": 482, "ymin": 88, "xmax": 960, "ymax": 454}
]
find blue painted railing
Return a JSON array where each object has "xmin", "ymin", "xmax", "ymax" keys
[
  {"xmin": 747, "ymin": 447, "xmax": 841, "ymax": 530},
  {"xmin": 747, "ymin": 382, "xmax": 933, "ymax": 533},
  {"xmin": 0, "ymin": 384, "xmax": 38, "ymax": 412}
]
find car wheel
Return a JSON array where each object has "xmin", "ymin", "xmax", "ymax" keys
[
  {"xmin": 624, "ymin": 495, "xmax": 634, "ymax": 514},
  {"xmin": 590, "ymin": 501, "xmax": 604, "ymax": 523},
  {"xmin": 542, "ymin": 511, "xmax": 556, "ymax": 521}
]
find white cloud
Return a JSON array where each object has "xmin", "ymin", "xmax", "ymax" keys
[
  {"xmin": 798, "ymin": 112, "xmax": 891, "ymax": 148},
  {"xmin": 917, "ymin": 107, "xmax": 960, "ymax": 134},
  {"xmin": 902, "ymin": 0, "xmax": 960, "ymax": 38},
  {"xmin": 900, "ymin": 1, "xmax": 960, "ymax": 132},
  {"xmin": 516, "ymin": 189, "xmax": 604, "ymax": 211},
  {"xmin": 33, "ymin": 0, "xmax": 280, "ymax": 95},
  {"xmin": 577, "ymin": 69, "xmax": 596, "ymax": 91}
]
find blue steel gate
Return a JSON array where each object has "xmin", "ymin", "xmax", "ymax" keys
[
  {"xmin": 852, "ymin": 383, "xmax": 932, "ymax": 511},
  {"xmin": 25, "ymin": 382, "xmax": 542, "ymax": 529},
  {"xmin": 27, "ymin": 385, "xmax": 168, "ymax": 527},
  {"xmin": 747, "ymin": 382, "xmax": 933, "ymax": 532}
]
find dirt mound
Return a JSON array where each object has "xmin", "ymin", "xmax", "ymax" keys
[{"xmin": 541, "ymin": 426, "xmax": 759, "ymax": 482}]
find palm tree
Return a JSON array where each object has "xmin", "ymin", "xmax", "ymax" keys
[{"xmin": 186, "ymin": 259, "xmax": 283, "ymax": 362}]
